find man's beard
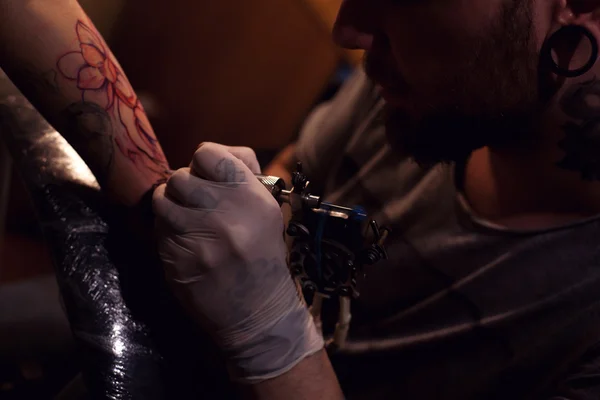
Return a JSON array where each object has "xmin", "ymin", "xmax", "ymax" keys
[{"xmin": 381, "ymin": 0, "xmax": 540, "ymax": 167}]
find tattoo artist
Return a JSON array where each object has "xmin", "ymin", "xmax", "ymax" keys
[{"xmin": 153, "ymin": 0, "xmax": 600, "ymax": 399}]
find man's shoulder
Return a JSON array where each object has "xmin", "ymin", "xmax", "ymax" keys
[{"xmin": 295, "ymin": 68, "xmax": 383, "ymax": 184}]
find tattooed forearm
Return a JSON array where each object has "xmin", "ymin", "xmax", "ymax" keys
[
  {"xmin": 55, "ymin": 20, "xmax": 170, "ymax": 178},
  {"xmin": 0, "ymin": 3, "xmax": 170, "ymax": 204},
  {"xmin": 557, "ymin": 78, "xmax": 600, "ymax": 181}
]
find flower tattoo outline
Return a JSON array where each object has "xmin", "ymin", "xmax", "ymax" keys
[{"xmin": 57, "ymin": 20, "xmax": 168, "ymax": 175}]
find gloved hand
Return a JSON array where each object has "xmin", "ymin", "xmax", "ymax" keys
[{"xmin": 152, "ymin": 142, "xmax": 323, "ymax": 382}]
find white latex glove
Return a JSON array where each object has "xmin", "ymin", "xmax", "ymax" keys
[{"xmin": 152, "ymin": 142, "xmax": 323, "ymax": 382}]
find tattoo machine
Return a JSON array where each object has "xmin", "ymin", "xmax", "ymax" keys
[{"xmin": 256, "ymin": 163, "xmax": 389, "ymax": 351}]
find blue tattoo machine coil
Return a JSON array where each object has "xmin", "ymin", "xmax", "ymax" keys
[{"xmin": 256, "ymin": 162, "xmax": 389, "ymax": 350}]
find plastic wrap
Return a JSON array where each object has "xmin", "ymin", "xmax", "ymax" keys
[{"xmin": 0, "ymin": 73, "xmax": 234, "ymax": 399}]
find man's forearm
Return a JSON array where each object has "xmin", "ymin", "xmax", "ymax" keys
[
  {"xmin": 242, "ymin": 350, "xmax": 344, "ymax": 400},
  {"xmin": 264, "ymin": 143, "xmax": 298, "ymax": 188},
  {"xmin": 0, "ymin": 0, "xmax": 169, "ymax": 205}
]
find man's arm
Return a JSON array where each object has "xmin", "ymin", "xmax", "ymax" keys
[
  {"xmin": 154, "ymin": 143, "xmax": 345, "ymax": 399},
  {"xmin": 243, "ymin": 350, "xmax": 344, "ymax": 400},
  {"xmin": 264, "ymin": 142, "xmax": 298, "ymax": 187},
  {"xmin": 0, "ymin": 0, "xmax": 169, "ymax": 205}
]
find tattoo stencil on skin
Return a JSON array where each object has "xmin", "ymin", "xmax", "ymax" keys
[
  {"xmin": 55, "ymin": 19, "xmax": 169, "ymax": 179},
  {"xmin": 558, "ymin": 78, "xmax": 600, "ymax": 181}
]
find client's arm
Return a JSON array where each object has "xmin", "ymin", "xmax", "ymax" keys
[{"xmin": 0, "ymin": 0, "xmax": 169, "ymax": 205}]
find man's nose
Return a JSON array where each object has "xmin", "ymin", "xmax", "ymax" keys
[{"xmin": 332, "ymin": 0, "xmax": 374, "ymax": 51}]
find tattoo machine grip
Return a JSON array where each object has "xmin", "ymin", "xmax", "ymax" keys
[
  {"xmin": 255, "ymin": 174, "xmax": 287, "ymax": 203},
  {"xmin": 255, "ymin": 173, "xmax": 321, "ymax": 210}
]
